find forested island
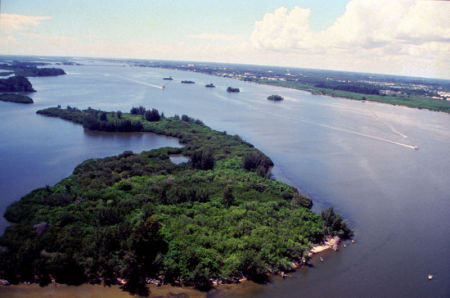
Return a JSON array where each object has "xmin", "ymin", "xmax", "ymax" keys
[
  {"xmin": 0, "ymin": 61, "xmax": 66, "ymax": 77},
  {"xmin": 0, "ymin": 106, "xmax": 351, "ymax": 296},
  {"xmin": 227, "ymin": 87, "xmax": 240, "ymax": 93},
  {"xmin": 0, "ymin": 76, "xmax": 35, "ymax": 92},
  {"xmin": 0, "ymin": 94, "xmax": 33, "ymax": 104},
  {"xmin": 267, "ymin": 95, "xmax": 284, "ymax": 102}
]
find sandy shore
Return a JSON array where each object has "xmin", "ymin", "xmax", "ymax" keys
[{"xmin": 308, "ymin": 236, "xmax": 340, "ymax": 257}]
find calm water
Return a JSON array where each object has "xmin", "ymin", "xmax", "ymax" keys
[{"xmin": 0, "ymin": 61, "xmax": 449, "ymax": 297}]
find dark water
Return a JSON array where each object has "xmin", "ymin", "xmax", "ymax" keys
[{"xmin": 0, "ymin": 61, "xmax": 449, "ymax": 297}]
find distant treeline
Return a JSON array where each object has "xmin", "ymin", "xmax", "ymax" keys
[
  {"xmin": 0, "ymin": 61, "xmax": 66, "ymax": 77},
  {"xmin": 315, "ymin": 82, "xmax": 380, "ymax": 95},
  {"xmin": 38, "ymin": 106, "xmax": 145, "ymax": 132}
]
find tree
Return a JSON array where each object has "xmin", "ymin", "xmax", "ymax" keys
[
  {"xmin": 144, "ymin": 109, "xmax": 160, "ymax": 122},
  {"xmin": 222, "ymin": 186, "xmax": 234, "ymax": 207},
  {"xmin": 321, "ymin": 207, "xmax": 353, "ymax": 239},
  {"xmin": 83, "ymin": 115, "xmax": 100, "ymax": 130},
  {"xmin": 191, "ymin": 149, "xmax": 215, "ymax": 170},
  {"xmin": 130, "ymin": 106, "xmax": 146, "ymax": 115},
  {"xmin": 243, "ymin": 153, "xmax": 273, "ymax": 177}
]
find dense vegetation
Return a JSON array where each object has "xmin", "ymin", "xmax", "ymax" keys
[
  {"xmin": 0, "ymin": 107, "xmax": 351, "ymax": 296},
  {"xmin": 0, "ymin": 61, "xmax": 66, "ymax": 77},
  {"xmin": 0, "ymin": 93, "xmax": 33, "ymax": 104},
  {"xmin": 0, "ymin": 76, "xmax": 35, "ymax": 92},
  {"xmin": 227, "ymin": 87, "xmax": 240, "ymax": 93},
  {"xmin": 258, "ymin": 80, "xmax": 450, "ymax": 113},
  {"xmin": 314, "ymin": 82, "xmax": 380, "ymax": 95},
  {"xmin": 267, "ymin": 95, "xmax": 284, "ymax": 102},
  {"xmin": 16, "ymin": 67, "xmax": 66, "ymax": 77}
]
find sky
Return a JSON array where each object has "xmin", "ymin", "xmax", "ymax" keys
[{"xmin": 0, "ymin": 0, "xmax": 449, "ymax": 79}]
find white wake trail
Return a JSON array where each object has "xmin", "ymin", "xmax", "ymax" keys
[
  {"xmin": 301, "ymin": 119, "xmax": 418, "ymax": 150},
  {"xmin": 116, "ymin": 76, "xmax": 165, "ymax": 89},
  {"xmin": 372, "ymin": 111, "xmax": 408, "ymax": 139}
]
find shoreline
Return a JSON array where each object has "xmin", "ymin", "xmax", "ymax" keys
[
  {"xmin": 0, "ymin": 236, "xmax": 346, "ymax": 294},
  {"xmin": 255, "ymin": 81, "xmax": 450, "ymax": 115},
  {"xmin": 146, "ymin": 65, "xmax": 450, "ymax": 114}
]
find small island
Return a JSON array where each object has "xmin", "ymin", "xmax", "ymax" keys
[
  {"xmin": 0, "ymin": 61, "xmax": 66, "ymax": 77},
  {"xmin": 181, "ymin": 80, "xmax": 195, "ymax": 84},
  {"xmin": 267, "ymin": 95, "xmax": 284, "ymax": 102},
  {"xmin": 0, "ymin": 106, "xmax": 352, "ymax": 296},
  {"xmin": 0, "ymin": 76, "xmax": 36, "ymax": 92},
  {"xmin": 227, "ymin": 87, "xmax": 240, "ymax": 93},
  {"xmin": 0, "ymin": 93, "xmax": 34, "ymax": 104},
  {"xmin": 205, "ymin": 83, "xmax": 215, "ymax": 88}
]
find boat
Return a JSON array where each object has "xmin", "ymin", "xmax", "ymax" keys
[
  {"xmin": 205, "ymin": 83, "xmax": 215, "ymax": 88},
  {"xmin": 163, "ymin": 77, "xmax": 173, "ymax": 80}
]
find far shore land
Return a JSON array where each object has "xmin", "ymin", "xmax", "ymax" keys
[
  {"xmin": 255, "ymin": 80, "xmax": 450, "ymax": 114},
  {"xmin": 143, "ymin": 63, "xmax": 450, "ymax": 114}
]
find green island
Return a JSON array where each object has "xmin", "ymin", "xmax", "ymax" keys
[
  {"xmin": 0, "ymin": 94, "xmax": 33, "ymax": 104},
  {"xmin": 0, "ymin": 61, "xmax": 66, "ymax": 77},
  {"xmin": 0, "ymin": 76, "xmax": 35, "ymax": 92},
  {"xmin": 227, "ymin": 87, "xmax": 240, "ymax": 93},
  {"xmin": 257, "ymin": 79, "xmax": 450, "ymax": 113},
  {"xmin": 0, "ymin": 106, "xmax": 351, "ymax": 296},
  {"xmin": 267, "ymin": 95, "xmax": 284, "ymax": 102}
]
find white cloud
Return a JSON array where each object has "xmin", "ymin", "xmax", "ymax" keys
[
  {"xmin": 251, "ymin": 6, "xmax": 313, "ymax": 50},
  {"xmin": 0, "ymin": 13, "xmax": 51, "ymax": 32},
  {"xmin": 250, "ymin": 0, "xmax": 450, "ymax": 78},
  {"xmin": 187, "ymin": 33, "xmax": 244, "ymax": 42}
]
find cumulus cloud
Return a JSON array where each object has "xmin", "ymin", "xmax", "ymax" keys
[
  {"xmin": 0, "ymin": 13, "xmax": 51, "ymax": 32},
  {"xmin": 187, "ymin": 33, "xmax": 244, "ymax": 42},
  {"xmin": 250, "ymin": 0, "xmax": 450, "ymax": 77},
  {"xmin": 251, "ymin": 6, "xmax": 313, "ymax": 50},
  {"xmin": 252, "ymin": 0, "xmax": 450, "ymax": 50}
]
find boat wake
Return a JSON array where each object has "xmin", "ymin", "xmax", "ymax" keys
[
  {"xmin": 301, "ymin": 119, "xmax": 418, "ymax": 150},
  {"xmin": 371, "ymin": 111, "xmax": 408, "ymax": 139},
  {"xmin": 116, "ymin": 76, "xmax": 165, "ymax": 90}
]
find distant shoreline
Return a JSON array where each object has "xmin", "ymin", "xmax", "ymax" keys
[
  {"xmin": 144, "ymin": 65, "xmax": 450, "ymax": 114},
  {"xmin": 253, "ymin": 79, "xmax": 450, "ymax": 114}
]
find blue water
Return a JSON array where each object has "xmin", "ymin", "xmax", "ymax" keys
[{"xmin": 0, "ymin": 61, "xmax": 449, "ymax": 297}]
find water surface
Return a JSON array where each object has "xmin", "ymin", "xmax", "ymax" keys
[{"xmin": 0, "ymin": 61, "xmax": 449, "ymax": 297}]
